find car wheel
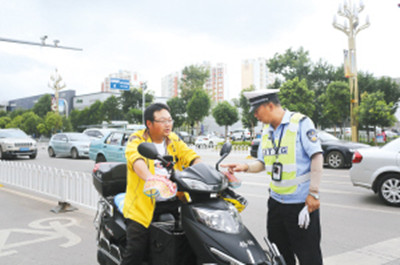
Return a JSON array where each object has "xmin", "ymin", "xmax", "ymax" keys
[
  {"xmin": 48, "ymin": 147, "xmax": 56, "ymax": 158},
  {"xmin": 326, "ymin": 151, "xmax": 344, "ymax": 168},
  {"xmin": 209, "ymin": 142, "xmax": 214, "ymax": 148},
  {"xmin": 71, "ymin": 148, "xmax": 79, "ymax": 159},
  {"xmin": 95, "ymin": 154, "xmax": 106, "ymax": 163},
  {"xmin": 29, "ymin": 153, "xmax": 37, "ymax": 159},
  {"xmin": 378, "ymin": 174, "xmax": 400, "ymax": 207}
]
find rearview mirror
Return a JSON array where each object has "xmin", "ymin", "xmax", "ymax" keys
[
  {"xmin": 138, "ymin": 142, "xmax": 159, "ymax": 159},
  {"xmin": 220, "ymin": 142, "xmax": 232, "ymax": 157}
]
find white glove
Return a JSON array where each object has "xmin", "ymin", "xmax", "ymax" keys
[{"xmin": 298, "ymin": 205, "xmax": 310, "ymax": 229}]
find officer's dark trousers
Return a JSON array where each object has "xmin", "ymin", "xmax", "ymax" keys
[
  {"xmin": 121, "ymin": 199, "xmax": 181, "ymax": 265},
  {"xmin": 267, "ymin": 197, "xmax": 323, "ymax": 265}
]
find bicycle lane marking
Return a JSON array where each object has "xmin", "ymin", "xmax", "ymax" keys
[{"xmin": 0, "ymin": 217, "xmax": 81, "ymax": 257}]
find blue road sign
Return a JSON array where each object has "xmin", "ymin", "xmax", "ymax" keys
[{"xmin": 110, "ymin": 78, "xmax": 130, "ymax": 90}]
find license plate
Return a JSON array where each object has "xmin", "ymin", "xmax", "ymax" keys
[{"xmin": 19, "ymin": 147, "xmax": 29, "ymax": 151}]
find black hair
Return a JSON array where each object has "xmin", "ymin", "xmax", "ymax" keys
[{"xmin": 144, "ymin": 103, "xmax": 171, "ymax": 128}]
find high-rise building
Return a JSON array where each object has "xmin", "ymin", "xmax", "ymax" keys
[
  {"xmin": 161, "ymin": 72, "xmax": 180, "ymax": 98},
  {"xmin": 204, "ymin": 62, "xmax": 228, "ymax": 103},
  {"xmin": 241, "ymin": 58, "xmax": 275, "ymax": 91},
  {"xmin": 101, "ymin": 70, "xmax": 141, "ymax": 92}
]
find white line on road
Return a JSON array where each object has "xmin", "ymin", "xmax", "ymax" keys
[
  {"xmin": 324, "ymin": 237, "xmax": 400, "ymax": 265},
  {"xmin": 323, "ymin": 202, "xmax": 400, "ymax": 216}
]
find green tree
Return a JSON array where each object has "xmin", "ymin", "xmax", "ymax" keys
[
  {"xmin": 167, "ymin": 97, "xmax": 186, "ymax": 129},
  {"xmin": 37, "ymin": 112, "xmax": 63, "ymax": 136},
  {"xmin": 62, "ymin": 116, "xmax": 73, "ymax": 132},
  {"xmin": 0, "ymin": 116, "xmax": 11, "ymax": 128},
  {"xmin": 319, "ymin": 81, "xmax": 350, "ymax": 135},
  {"xmin": 0, "ymin": 110, "xmax": 7, "ymax": 117},
  {"xmin": 126, "ymin": 108, "xmax": 142, "ymax": 124},
  {"xmin": 238, "ymin": 86, "xmax": 258, "ymax": 137},
  {"xmin": 33, "ymin": 94, "xmax": 52, "ymax": 117},
  {"xmin": 121, "ymin": 88, "xmax": 142, "ymax": 112},
  {"xmin": 87, "ymin": 101, "xmax": 104, "ymax": 126},
  {"xmin": 279, "ymin": 77, "xmax": 315, "ymax": 118},
  {"xmin": 267, "ymin": 47, "xmax": 312, "ymax": 84},
  {"xmin": 6, "ymin": 115, "xmax": 24, "ymax": 129},
  {"xmin": 187, "ymin": 89, "xmax": 211, "ymax": 135},
  {"xmin": 180, "ymin": 65, "xmax": 210, "ymax": 104},
  {"xmin": 101, "ymin": 96, "xmax": 123, "ymax": 122},
  {"xmin": 21, "ymin": 112, "xmax": 42, "ymax": 136},
  {"xmin": 358, "ymin": 91, "xmax": 396, "ymax": 142},
  {"xmin": 212, "ymin": 101, "xmax": 239, "ymax": 140}
]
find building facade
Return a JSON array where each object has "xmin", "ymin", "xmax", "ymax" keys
[
  {"xmin": 241, "ymin": 58, "xmax": 275, "ymax": 91},
  {"xmin": 161, "ymin": 72, "xmax": 180, "ymax": 98},
  {"xmin": 204, "ymin": 62, "xmax": 228, "ymax": 103},
  {"xmin": 6, "ymin": 90, "xmax": 75, "ymax": 115}
]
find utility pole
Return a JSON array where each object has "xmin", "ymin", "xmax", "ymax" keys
[
  {"xmin": 141, "ymin": 82, "xmax": 147, "ymax": 125},
  {"xmin": 333, "ymin": 0, "xmax": 370, "ymax": 142}
]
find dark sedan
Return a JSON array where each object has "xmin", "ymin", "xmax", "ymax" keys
[{"xmin": 250, "ymin": 131, "xmax": 369, "ymax": 169}]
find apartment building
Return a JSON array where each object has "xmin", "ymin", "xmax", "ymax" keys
[
  {"xmin": 241, "ymin": 58, "xmax": 275, "ymax": 90},
  {"xmin": 161, "ymin": 72, "xmax": 180, "ymax": 98}
]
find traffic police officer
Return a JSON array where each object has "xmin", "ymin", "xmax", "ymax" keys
[{"xmin": 221, "ymin": 89, "xmax": 323, "ymax": 265}]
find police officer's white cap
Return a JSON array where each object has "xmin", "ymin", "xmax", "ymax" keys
[{"xmin": 243, "ymin": 89, "xmax": 280, "ymax": 112}]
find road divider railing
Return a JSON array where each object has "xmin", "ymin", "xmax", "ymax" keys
[{"xmin": 0, "ymin": 160, "xmax": 98, "ymax": 212}]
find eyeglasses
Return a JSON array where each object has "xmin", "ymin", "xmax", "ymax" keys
[{"xmin": 154, "ymin": 119, "xmax": 174, "ymax": 125}]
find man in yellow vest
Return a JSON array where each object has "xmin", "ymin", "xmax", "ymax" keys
[
  {"xmin": 121, "ymin": 103, "xmax": 201, "ymax": 265},
  {"xmin": 222, "ymin": 89, "xmax": 323, "ymax": 265}
]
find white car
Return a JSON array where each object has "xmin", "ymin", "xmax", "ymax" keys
[
  {"xmin": 83, "ymin": 128, "xmax": 117, "ymax": 140},
  {"xmin": 195, "ymin": 135, "xmax": 224, "ymax": 148},
  {"xmin": 350, "ymin": 137, "xmax": 400, "ymax": 206},
  {"xmin": 230, "ymin": 129, "xmax": 251, "ymax": 141},
  {"xmin": 0, "ymin": 128, "xmax": 37, "ymax": 159}
]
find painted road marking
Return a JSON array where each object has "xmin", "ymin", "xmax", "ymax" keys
[
  {"xmin": 0, "ymin": 217, "xmax": 81, "ymax": 257},
  {"xmin": 324, "ymin": 237, "xmax": 400, "ymax": 265}
]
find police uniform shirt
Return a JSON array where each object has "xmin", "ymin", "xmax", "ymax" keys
[{"xmin": 257, "ymin": 110, "xmax": 322, "ymax": 203}]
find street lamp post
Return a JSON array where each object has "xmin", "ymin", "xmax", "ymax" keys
[
  {"xmin": 48, "ymin": 68, "xmax": 66, "ymax": 115},
  {"xmin": 333, "ymin": 0, "xmax": 370, "ymax": 142}
]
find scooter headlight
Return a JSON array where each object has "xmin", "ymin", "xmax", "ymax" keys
[{"xmin": 193, "ymin": 204, "xmax": 242, "ymax": 234}]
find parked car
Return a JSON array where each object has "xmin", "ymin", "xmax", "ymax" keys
[
  {"xmin": 0, "ymin": 128, "xmax": 37, "ymax": 159},
  {"xmin": 350, "ymin": 137, "xmax": 400, "ymax": 206},
  {"xmin": 89, "ymin": 130, "xmax": 133, "ymax": 163},
  {"xmin": 319, "ymin": 131, "xmax": 370, "ymax": 168},
  {"xmin": 83, "ymin": 128, "xmax": 116, "ymax": 140},
  {"xmin": 249, "ymin": 130, "xmax": 369, "ymax": 169},
  {"xmin": 195, "ymin": 135, "xmax": 224, "ymax": 148},
  {"xmin": 230, "ymin": 129, "xmax": 251, "ymax": 141},
  {"xmin": 48, "ymin": 132, "xmax": 92, "ymax": 159}
]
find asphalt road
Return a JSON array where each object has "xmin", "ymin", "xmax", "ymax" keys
[{"xmin": 1, "ymin": 145, "xmax": 400, "ymax": 264}]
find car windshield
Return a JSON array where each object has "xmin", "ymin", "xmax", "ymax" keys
[
  {"xmin": 0, "ymin": 129, "xmax": 29, "ymax": 138},
  {"xmin": 318, "ymin": 131, "xmax": 339, "ymax": 141},
  {"xmin": 381, "ymin": 137, "xmax": 400, "ymax": 152},
  {"xmin": 69, "ymin": 133, "xmax": 90, "ymax": 141}
]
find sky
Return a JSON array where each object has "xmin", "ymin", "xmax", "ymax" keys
[{"xmin": 0, "ymin": 0, "xmax": 399, "ymax": 103}]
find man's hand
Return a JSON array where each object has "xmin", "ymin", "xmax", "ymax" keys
[
  {"xmin": 220, "ymin": 163, "xmax": 248, "ymax": 174},
  {"xmin": 305, "ymin": 194, "xmax": 320, "ymax": 213}
]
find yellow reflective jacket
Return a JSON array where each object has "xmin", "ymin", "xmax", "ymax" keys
[{"xmin": 122, "ymin": 129, "xmax": 199, "ymax": 228}]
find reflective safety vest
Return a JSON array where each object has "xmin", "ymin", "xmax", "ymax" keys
[{"xmin": 262, "ymin": 113, "xmax": 309, "ymax": 195}]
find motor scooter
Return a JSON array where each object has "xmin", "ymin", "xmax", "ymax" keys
[{"xmin": 92, "ymin": 142, "xmax": 286, "ymax": 265}]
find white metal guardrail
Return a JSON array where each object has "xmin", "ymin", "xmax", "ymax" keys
[{"xmin": 0, "ymin": 161, "xmax": 99, "ymax": 210}]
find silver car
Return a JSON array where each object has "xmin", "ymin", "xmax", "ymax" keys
[
  {"xmin": 0, "ymin": 128, "xmax": 37, "ymax": 159},
  {"xmin": 48, "ymin": 132, "xmax": 91, "ymax": 159},
  {"xmin": 350, "ymin": 137, "xmax": 400, "ymax": 206}
]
